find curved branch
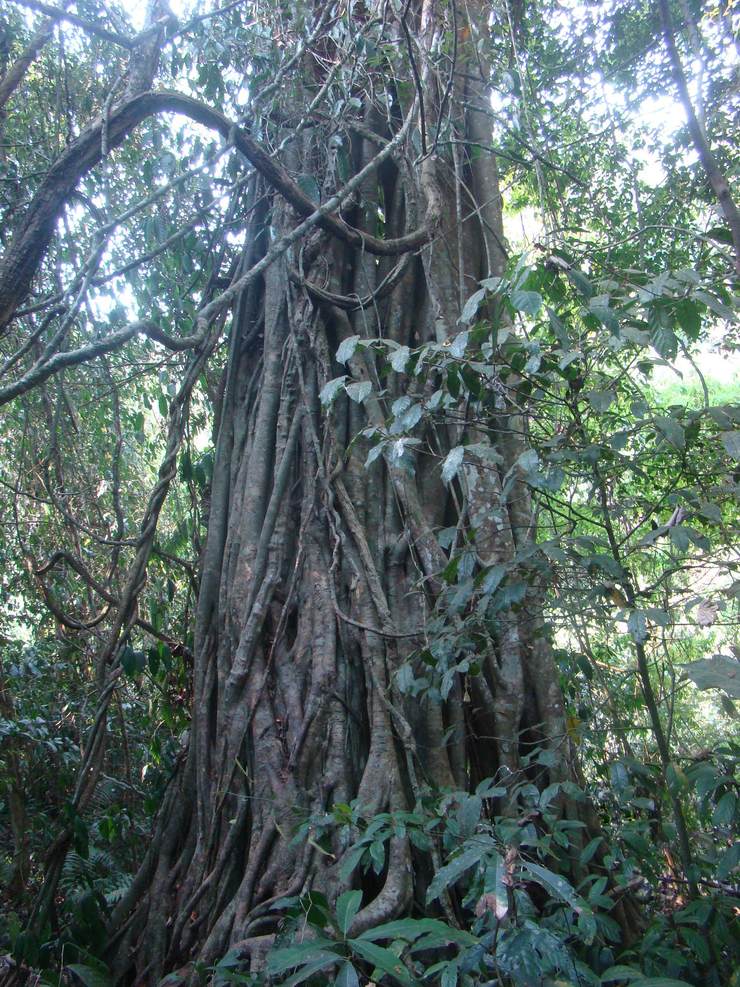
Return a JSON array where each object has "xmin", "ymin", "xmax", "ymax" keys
[
  {"xmin": 657, "ymin": 0, "xmax": 740, "ymax": 273},
  {"xmin": 0, "ymin": 319, "xmax": 204, "ymax": 407},
  {"xmin": 35, "ymin": 549, "xmax": 193, "ymax": 648},
  {"xmin": 0, "ymin": 90, "xmax": 431, "ymax": 332},
  {"xmin": 11, "ymin": 0, "xmax": 137, "ymax": 48},
  {"xmin": 0, "ymin": 10, "xmax": 58, "ymax": 115},
  {"xmin": 289, "ymin": 252, "xmax": 413, "ymax": 311}
]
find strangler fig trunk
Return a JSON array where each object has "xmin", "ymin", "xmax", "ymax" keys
[{"xmin": 106, "ymin": 0, "xmax": 573, "ymax": 978}]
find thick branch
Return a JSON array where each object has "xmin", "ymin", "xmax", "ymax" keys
[
  {"xmin": 0, "ymin": 90, "xmax": 431, "ymax": 332},
  {"xmin": 0, "ymin": 319, "xmax": 204, "ymax": 407},
  {"xmin": 9, "ymin": 0, "xmax": 136, "ymax": 48},
  {"xmin": 657, "ymin": 0, "xmax": 740, "ymax": 272},
  {"xmin": 0, "ymin": 12, "xmax": 58, "ymax": 114}
]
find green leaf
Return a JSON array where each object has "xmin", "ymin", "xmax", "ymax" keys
[
  {"xmin": 516, "ymin": 448, "xmax": 539, "ymax": 475},
  {"xmin": 266, "ymin": 942, "xmax": 337, "ymax": 976},
  {"xmin": 335, "ymin": 890, "xmax": 362, "ymax": 937},
  {"xmin": 695, "ymin": 289, "xmax": 736, "ymax": 320},
  {"xmin": 480, "ymin": 564, "xmax": 506, "ymax": 595},
  {"xmin": 336, "ymin": 335, "xmax": 360, "ymax": 364},
  {"xmin": 521, "ymin": 861, "xmax": 597, "ymax": 943},
  {"xmin": 345, "ymin": 380, "xmax": 372, "ymax": 403},
  {"xmin": 683, "ymin": 655, "xmax": 740, "ymax": 698},
  {"xmin": 339, "ymin": 843, "xmax": 368, "ymax": 882},
  {"xmin": 704, "ymin": 226, "xmax": 733, "ymax": 244},
  {"xmin": 720, "ymin": 430, "xmax": 740, "ymax": 461},
  {"xmin": 675, "ymin": 299, "xmax": 701, "ymax": 339},
  {"xmin": 655, "ymin": 416, "xmax": 685, "ymax": 450},
  {"xmin": 450, "ymin": 330, "xmax": 469, "ymax": 358},
  {"xmin": 579, "ymin": 836, "xmax": 603, "ymax": 866},
  {"xmin": 600, "ymin": 966, "xmax": 643, "ymax": 983},
  {"xmin": 680, "ymin": 926, "xmax": 710, "ymax": 964},
  {"xmin": 589, "ymin": 297, "xmax": 619, "ymax": 331},
  {"xmin": 120, "ymin": 646, "xmax": 145, "ymax": 677},
  {"xmin": 358, "ymin": 917, "xmax": 475, "ymax": 946},
  {"xmin": 320, "ymin": 376, "xmax": 347, "ymax": 407},
  {"xmin": 511, "ymin": 289, "xmax": 543, "ymax": 315},
  {"xmin": 460, "ymin": 288, "xmax": 486, "ymax": 323},
  {"xmin": 457, "ymin": 794, "xmax": 482, "ymax": 837},
  {"xmin": 441, "ymin": 959, "xmax": 459, "ymax": 987},
  {"xmin": 637, "ymin": 979, "xmax": 695, "ymax": 987},
  {"xmin": 297, "ymin": 173, "xmax": 321, "ymax": 203},
  {"xmin": 717, "ymin": 841, "xmax": 739, "ymax": 880},
  {"xmin": 391, "ymin": 345, "xmax": 411, "ymax": 372},
  {"xmin": 347, "ymin": 940, "xmax": 414, "ymax": 986},
  {"xmin": 712, "ymin": 791, "xmax": 736, "ymax": 827},
  {"xmin": 64, "ymin": 967, "xmax": 113, "ymax": 987},
  {"xmin": 568, "ymin": 268, "xmax": 594, "ymax": 298},
  {"xmin": 586, "ymin": 389, "xmax": 616, "ymax": 412},
  {"xmin": 426, "ymin": 844, "xmax": 484, "ymax": 903},
  {"xmin": 281, "ymin": 955, "xmax": 341, "ymax": 986},
  {"xmin": 651, "ymin": 326, "xmax": 678, "ymax": 360},
  {"xmin": 442, "ymin": 446, "xmax": 465, "ymax": 484},
  {"xmin": 336, "ymin": 962, "xmax": 360, "ymax": 987}
]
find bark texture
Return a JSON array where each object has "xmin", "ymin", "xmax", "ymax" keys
[{"xmin": 101, "ymin": 1, "xmax": 574, "ymax": 980}]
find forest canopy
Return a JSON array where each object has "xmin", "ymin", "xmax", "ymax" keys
[{"xmin": 0, "ymin": 0, "xmax": 738, "ymax": 985}]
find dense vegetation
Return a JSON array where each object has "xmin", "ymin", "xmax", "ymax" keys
[{"xmin": 0, "ymin": 0, "xmax": 737, "ymax": 984}]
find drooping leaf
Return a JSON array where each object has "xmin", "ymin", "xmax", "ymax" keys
[
  {"xmin": 390, "ymin": 345, "xmax": 411, "ymax": 372},
  {"xmin": 450, "ymin": 330, "xmax": 470, "ymax": 358},
  {"xmin": 520, "ymin": 861, "xmax": 597, "ymax": 943},
  {"xmin": 511, "ymin": 289, "xmax": 543, "ymax": 315},
  {"xmin": 345, "ymin": 380, "xmax": 372, "ymax": 404},
  {"xmin": 426, "ymin": 844, "xmax": 486, "ymax": 903},
  {"xmin": 266, "ymin": 942, "xmax": 338, "ymax": 976},
  {"xmin": 655, "ymin": 415, "xmax": 685, "ymax": 450},
  {"xmin": 683, "ymin": 655, "xmax": 740, "ymax": 698},
  {"xmin": 347, "ymin": 939, "xmax": 415, "ymax": 986},
  {"xmin": 442, "ymin": 446, "xmax": 465, "ymax": 484},
  {"xmin": 335, "ymin": 962, "xmax": 361, "ymax": 987},
  {"xmin": 335, "ymin": 890, "xmax": 362, "ymax": 937},
  {"xmin": 64, "ymin": 966, "xmax": 114, "ymax": 987},
  {"xmin": 600, "ymin": 966, "xmax": 644, "ymax": 983},
  {"xmin": 336, "ymin": 335, "xmax": 360, "ymax": 364},
  {"xmin": 358, "ymin": 917, "xmax": 474, "ymax": 946},
  {"xmin": 460, "ymin": 288, "xmax": 486, "ymax": 323},
  {"xmin": 720, "ymin": 430, "xmax": 740, "ymax": 461},
  {"xmin": 319, "ymin": 376, "xmax": 347, "ymax": 407}
]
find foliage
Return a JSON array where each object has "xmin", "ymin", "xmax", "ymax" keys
[{"xmin": 0, "ymin": 0, "xmax": 738, "ymax": 983}]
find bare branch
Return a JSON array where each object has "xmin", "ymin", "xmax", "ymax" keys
[
  {"xmin": 0, "ymin": 320, "xmax": 205, "ymax": 407},
  {"xmin": 0, "ymin": 11, "xmax": 58, "ymax": 114},
  {"xmin": 0, "ymin": 90, "xmax": 432, "ymax": 332},
  {"xmin": 9, "ymin": 0, "xmax": 137, "ymax": 48},
  {"xmin": 657, "ymin": 0, "xmax": 740, "ymax": 273}
]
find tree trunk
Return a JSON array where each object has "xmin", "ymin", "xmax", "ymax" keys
[{"xmin": 105, "ymin": 1, "xmax": 574, "ymax": 979}]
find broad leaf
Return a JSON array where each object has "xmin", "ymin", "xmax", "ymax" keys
[
  {"xmin": 511, "ymin": 289, "xmax": 543, "ymax": 315},
  {"xmin": 391, "ymin": 345, "xmax": 411, "ymax": 372},
  {"xmin": 64, "ymin": 966, "xmax": 113, "ymax": 987},
  {"xmin": 426, "ymin": 844, "xmax": 485, "ymax": 903},
  {"xmin": 442, "ymin": 446, "xmax": 465, "ymax": 484},
  {"xmin": 336, "ymin": 335, "xmax": 360, "ymax": 364},
  {"xmin": 347, "ymin": 939, "xmax": 415, "ymax": 986},
  {"xmin": 683, "ymin": 655, "xmax": 740, "ymax": 698},
  {"xmin": 345, "ymin": 380, "xmax": 372, "ymax": 403},
  {"xmin": 335, "ymin": 889, "xmax": 362, "ymax": 936},
  {"xmin": 460, "ymin": 288, "xmax": 486, "ymax": 323},
  {"xmin": 319, "ymin": 376, "xmax": 347, "ymax": 406}
]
